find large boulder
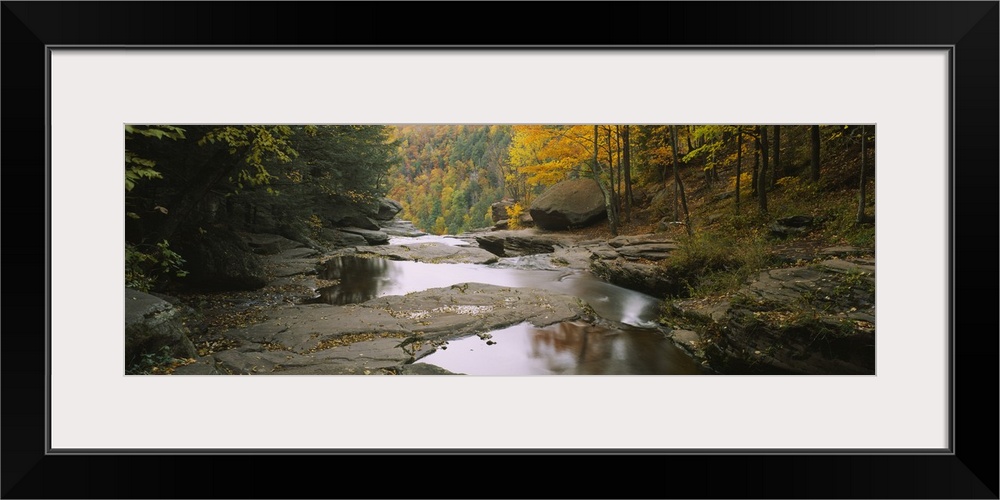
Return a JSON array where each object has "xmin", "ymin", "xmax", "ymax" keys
[
  {"xmin": 475, "ymin": 234, "xmax": 557, "ymax": 257},
  {"xmin": 319, "ymin": 196, "xmax": 381, "ymax": 230},
  {"xmin": 528, "ymin": 179, "xmax": 607, "ymax": 230},
  {"xmin": 491, "ymin": 199, "xmax": 516, "ymax": 223},
  {"xmin": 375, "ymin": 198, "xmax": 403, "ymax": 221},
  {"xmin": 125, "ymin": 288, "xmax": 198, "ymax": 370}
]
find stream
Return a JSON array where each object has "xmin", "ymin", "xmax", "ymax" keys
[{"xmin": 310, "ymin": 237, "xmax": 703, "ymax": 375}]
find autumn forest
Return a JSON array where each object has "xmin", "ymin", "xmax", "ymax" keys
[{"xmin": 125, "ymin": 124, "xmax": 876, "ymax": 376}]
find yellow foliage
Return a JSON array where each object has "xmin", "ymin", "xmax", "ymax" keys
[
  {"xmin": 509, "ymin": 125, "xmax": 590, "ymax": 189},
  {"xmin": 307, "ymin": 214, "xmax": 324, "ymax": 238},
  {"xmin": 506, "ymin": 203, "xmax": 524, "ymax": 230},
  {"xmin": 432, "ymin": 216, "xmax": 447, "ymax": 235}
]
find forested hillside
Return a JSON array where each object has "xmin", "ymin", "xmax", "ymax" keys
[
  {"xmin": 387, "ymin": 125, "xmax": 510, "ymax": 234},
  {"xmin": 124, "ymin": 122, "xmax": 876, "ymax": 377},
  {"xmin": 388, "ymin": 124, "xmax": 875, "ymax": 238},
  {"xmin": 125, "ymin": 122, "xmax": 874, "ymax": 296}
]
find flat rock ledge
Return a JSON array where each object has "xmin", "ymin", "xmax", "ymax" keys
[
  {"xmin": 193, "ymin": 283, "xmax": 588, "ymax": 375},
  {"xmin": 663, "ymin": 259, "xmax": 876, "ymax": 375},
  {"xmin": 341, "ymin": 242, "xmax": 500, "ymax": 265}
]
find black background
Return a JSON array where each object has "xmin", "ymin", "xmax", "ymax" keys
[{"xmin": 3, "ymin": 2, "xmax": 997, "ymax": 498}]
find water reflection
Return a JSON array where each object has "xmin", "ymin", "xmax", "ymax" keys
[
  {"xmin": 416, "ymin": 322, "xmax": 702, "ymax": 375},
  {"xmin": 387, "ymin": 234, "xmax": 469, "ymax": 246},
  {"xmin": 312, "ymin": 255, "xmax": 703, "ymax": 375},
  {"xmin": 313, "ymin": 255, "xmax": 662, "ymax": 326},
  {"xmin": 312, "ymin": 256, "xmax": 396, "ymax": 305}
]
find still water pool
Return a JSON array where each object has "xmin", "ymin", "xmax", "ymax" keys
[{"xmin": 314, "ymin": 254, "xmax": 704, "ymax": 375}]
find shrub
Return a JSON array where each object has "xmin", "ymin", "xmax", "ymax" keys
[
  {"xmin": 125, "ymin": 240, "xmax": 188, "ymax": 292},
  {"xmin": 506, "ymin": 202, "xmax": 525, "ymax": 230},
  {"xmin": 661, "ymin": 232, "xmax": 772, "ymax": 297}
]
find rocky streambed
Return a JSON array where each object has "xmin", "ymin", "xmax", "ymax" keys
[{"xmin": 127, "ymin": 224, "xmax": 875, "ymax": 376}]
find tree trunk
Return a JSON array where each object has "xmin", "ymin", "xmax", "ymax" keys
[
  {"xmin": 810, "ymin": 125, "xmax": 821, "ymax": 182},
  {"xmin": 857, "ymin": 125, "xmax": 874, "ymax": 224},
  {"xmin": 670, "ymin": 127, "xmax": 680, "ymax": 221},
  {"xmin": 772, "ymin": 125, "xmax": 781, "ymax": 186},
  {"xmin": 670, "ymin": 125, "xmax": 692, "ymax": 235},
  {"xmin": 623, "ymin": 125, "xmax": 633, "ymax": 222},
  {"xmin": 614, "ymin": 126, "xmax": 622, "ymax": 216},
  {"xmin": 676, "ymin": 170, "xmax": 693, "ymax": 237},
  {"xmin": 591, "ymin": 125, "xmax": 618, "ymax": 236},
  {"xmin": 606, "ymin": 126, "xmax": 620, "ymax": 222},
  {"xmin": 757, "ymin": 125, "xmax": 769, "ymax": 215},
  {"xmin": 752, "ymin": 134, "xmax": 760, "ymax": 198},
  {"xmin": 686, "ymin": 125, "xmax": 694, "ymax": 154},
  {"xmin": 735, "ymin": 127, "xmax": 742, "ymax": 211}
]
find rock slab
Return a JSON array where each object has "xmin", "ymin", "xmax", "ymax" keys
[{"xmin": 529, "ymin": 179, "xmax": 607, "ymax": 230}]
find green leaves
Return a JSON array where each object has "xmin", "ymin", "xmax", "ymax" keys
[
  {"xmin": 124, "ymin": 154, "xmax": 163, "ymax": 192},
  {"xmin": 125, "ymin": 125, "xmax": 186, "ymax": 141},
  {"xmin": 125, "ymin": 240, "xmax": 188, "ymax": 292},
  {"xmin": 124, "ymin": 126, "xmax": 183, "ymax": 192}
]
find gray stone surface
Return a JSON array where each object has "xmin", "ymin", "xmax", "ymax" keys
[
  {"xmin": 318, "ymin": 228, "xmax": 370, "ymax": 248},
  {"xmin": 243, "ymin": 233, "xmax": 304, "ymax": 255},
  {"xmin": 198, "ymin": 283, "xmax": 588, "ymax": 375},
  {"xmin": 528, "ymin": 179, "xmax": 607, "ymax": 230},
  {"xmin": 125, "ymin": 288, "xmax": 198, "ymax": 366},
  {"xmin": 376, "ymin": 198, "xmax": 403, "ymax": 221},
  {"xmin": 339, "ymin": 227, "xmax": 390, "ymax": 245},
  {"xmin": 491, "ymin": 199, "xmax": 515, "ymax": 223},
  {"xmin": 668, "ymin": 259, "xmax": 876, "ymax": 375},
  {"xmin": 352, "ymin": 242, "xmax": 499, "ymax": 265}
]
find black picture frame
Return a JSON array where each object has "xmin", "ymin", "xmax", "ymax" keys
[{"xmin": 3, "ymin": 2, "xmax": 997, "ymax": 498}]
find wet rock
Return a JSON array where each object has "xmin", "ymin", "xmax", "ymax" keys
[
  {"xmin": 398, "ymin": 363, "xmax": 463, "ymax": 375},
  {"xmin": 243, "ymin": 233, "xmax": 304, "ymax": 255},
  {"xmin": 125, "ymin": 288, "xmax": 198, "ymax": 368},
  {"xmin": 590, "ymin": 259, "xmax": 683, "ymax": 297},
  {"xmin": 318, "ymin": 228, "xmax": 370, "ymax": 248},
  {"xmin": 339, "ymin": 227, "xmax": 390, "ymax": 245},
  {"xmin": 475, "ymin": 235, "xmax": 506, "ymax": 256},
  {"xmin": 199, "ymin": 283, "xmax": 588, "ymax": 375},
  {"xmin": 379, "ymin": 220, "xmax": 426, "ymax": 238},
  {"xmin": 278, "ymin": 247, "xmax": 320, "ymax": 260},
  {"xmin": 474, "ymin": 234, "xmax": 557, "ymax": 257},
  {"xmin": 265, "ymin": 256, "xmax": 320, "ymax": 278},
  {"xmin": 529, "ymin": 179, "xmax": 607, "ymax": 230},
  {"xmin": 351, "ymin": 242, "xmax": 499, "ymax": 264}
]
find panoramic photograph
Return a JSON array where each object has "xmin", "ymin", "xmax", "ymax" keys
[{"xmin": 125, "ymin": 124, "xmax": 875, "ymax": 375}]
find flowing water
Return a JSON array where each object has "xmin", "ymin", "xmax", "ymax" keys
[{"xmin": 313, "ymin": 248, "xmax": 703, "ymax": 375}]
